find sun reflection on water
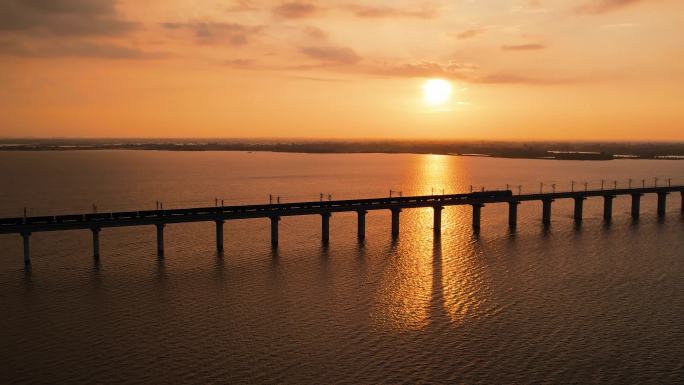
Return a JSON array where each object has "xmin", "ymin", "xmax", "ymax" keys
[
  {"xmin": 370, "ymin": 238, "xmax": 433, "ymax": 331},
  {"xmin": 370, "ymin": 155, "xmax": 490, "ymax": 332}
]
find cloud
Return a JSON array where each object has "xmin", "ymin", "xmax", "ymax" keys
[
  {"xmin": 218, "ymin": 54, "xmax": 594, "ymax": 87},
  {"xmin": 600, "ymin": 22, "xmax": 638, "ymax": 29},
  {"xmin": 0, "ymin": 40, "xmax": 166, "ymax": 59},
  {"xmin": 343, "ymin": 4, "xmax": 438, "ymax": 19},
  {"xmin": 273, "ymin": 2, "xmax": 320, "ymax": 19},
  {"xmin": 453, "ymin": 28, "xmax": 485, "ymax": 40},
  {"xmin": 339, "ymin": 60, "xmax": 579, "ymax": 85},
  {"xmin": 573, "ymin": 0, "xmax": 642, "ymax": 15},
  {"xmin": 227, "ymin": 0, "xmax": 258, "ymax": 12},
  {"xmin": 270, "ymin": 2, "xmax": 438, "ymax": 21},
  {"xmin": 301, "ymin": 45, "xmax": 360, "ymax": 64},
  {"xmin": 162, "ymin": 22, "xmax": 261, "ymax": 45},
  {"xmin": 302, "ymin": 26, "xmax": 327, "ymax": 40},
  {"xmin": 223, "ymin": 58, "xmax": 255, "ymax": 67},
  {"xmin": 476, "ymin": 73, "xmax": 578, "ymax": 85},
  {"xmin": 0, "ymin": 0, "xmax": 136, "ymax": 36},
  {"xmin": 367, "ymin": 60, "xmax": 477, "ymax": 79},
  {"xmin": 501, "ymin": 43, "xmax": 547, "ymax": 51},
  {"xmin": 514, "ymin": 0, "xmax": 548, "ymax": 13}
]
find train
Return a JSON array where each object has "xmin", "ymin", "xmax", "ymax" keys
[{"xmin": 0, "ymin": 190, "xmax": 514, "ymax": 227}]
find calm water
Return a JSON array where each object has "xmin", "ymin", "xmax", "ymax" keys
[{"xmin": 1, "ymin": 151, "xmax": 683, "ymax": 384}]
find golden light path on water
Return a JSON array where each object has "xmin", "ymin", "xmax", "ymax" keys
[{"xmin": 371, "ymin": 155, "xmax": 489, "ymax": 331}]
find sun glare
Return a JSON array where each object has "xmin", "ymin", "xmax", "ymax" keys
[{"xmin": 422, "ymin": 79, "xmax": 452, "ymax": 105}]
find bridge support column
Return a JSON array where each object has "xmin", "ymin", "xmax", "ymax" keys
[
  {"xmin": 657, "ymin": 192, "xmax": 668, "ymax": 217},
  {"xmin": 357, "ymin": 210, "xmax": 366, "ymax": 240},
  {"xmin": 471, "ymin": 204, "xmax": 483, "ymax": 231},
  {"xmin": 321, "ymin": 212, "xmax": 331, "ymax": 243},
  {"xmin": 433, "ymin": 206, "xmax": 443, "ymax": 236},
  {"xmin": 542, "ymin": 199, "xmax": 553, "ymax": 226},
  {"xmin": 681, "ymin": 191, "xmax": 684, "ymax": 213},
  {"xmin": 215, "ymin": 220, "xmax": 224, "ymax": 252},
  {"xmin": 270, "ymin": 216, "xmax": 280, "ymax": 248},
  {"xmin": 573, "ymin": 196, "xmax": 585, "ymax": 224},
  {"xmin": 603, "ymin": 195, "xmax": 615, "ymax": 222},
  {"xmin": 391, "ymin": 208, "xmax": 401, "ymax": 239},
  {"xmin": 92, "ymin": 227, "xmax": 101, "ymax": 259},
  {"xmin": 631, "ymin": 194, "xmax": 642, "ymax": 219},
  {"xmin": 508, "ymin": 201, "xmax": 519, "ymax": 228},
  {"xmin": 21, "ymin": 232, "xmax": 30, "ymax": 266},
  {"xmin": 156, "ymin": 224, "xmax": 165, "ymax": 257}
]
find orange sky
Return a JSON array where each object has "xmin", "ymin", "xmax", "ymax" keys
[{"xmin": 1, "ymin": 0, "xmax": 683, "ymax": 140}]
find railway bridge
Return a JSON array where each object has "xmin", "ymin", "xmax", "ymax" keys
[{"xmin": 1, "ymin": 186, "xmax": 682, "ymax": 265}]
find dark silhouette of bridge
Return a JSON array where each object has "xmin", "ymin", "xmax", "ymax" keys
[{"xmin": 2, "ymin": 186, "xmax": 682, "ymax": 265}]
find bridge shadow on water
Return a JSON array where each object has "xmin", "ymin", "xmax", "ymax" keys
[{"xmin": 429, "ymin": 237, "xmax": 450, "ymax": 327}]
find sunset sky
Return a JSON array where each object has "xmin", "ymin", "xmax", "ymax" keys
[{"xmin": 1, "ymin": 0, "xmax": 683, "ymax": 140}]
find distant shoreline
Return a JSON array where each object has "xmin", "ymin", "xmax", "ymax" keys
[{"xmin": 1, "ymin": 140, "xmax": 683, "ymax": 160}]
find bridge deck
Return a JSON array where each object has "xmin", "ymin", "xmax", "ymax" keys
[{"xmin": 1, "ymin": 186, "xmax": 682, "ymax": 235}]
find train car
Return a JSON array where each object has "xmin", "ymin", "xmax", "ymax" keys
[
  {"xmin": 0, "ymin": 217, "xmax": 25, "ymax": 226},
  {"xmin": 112, "ymin": 211, "xmax": 139, "ymax": 220},
  {"xmin": 191, "ymin": 207, "xmax": 219, "ymax": 215},
  {"xmin": 25, "ymin": 216, "xmax": 55, "ymax": 224},
  {"xmin": 138, "ymin": 210, "xmax": 160, "ymax": 218},
  {"xmin": 85, "ymin": 213, "xmax": 113, "ymax": 221},
  {"xmin": 167, "ymin": 208, "xmax": 196, "ymax": 216},
  {"xmin": 55, "ymin": 214, "xmax": 85, "ymax": 223},
  {"xmin": 470, "ymin": 190, "xmax": 513, "ymax": 199}
]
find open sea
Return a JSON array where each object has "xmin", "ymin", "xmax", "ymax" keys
[{"xmin": 1, "ymin": 150, "xmax": 683, "ymax": 384}]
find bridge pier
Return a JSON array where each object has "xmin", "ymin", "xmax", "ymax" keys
[
  {"xmin": 508, "ymin": 201, "xmax": 519, "ymax": 228},
  {"xmin": 21, "ymin": 232, "xmax": 30, "ymax": 265},
  {"xmin": 391, "ymin": 208, "xmax": 401, "ymax": 238},
  {"xmin": 321, "ymin": 212, "xmax": 331, "ymax": 243},
  {"xmin": 542, "ymin": 199, "xmax": 553, "ymax": 226},
  {"xmin": 603, "ymin": 195, "xmax": 615, "ymax": 222},
  {"xmin": 92, "ymin": 227, "xmax": 101, "ymax": 259},
  {"xmin": 433, "ymin": 206, "xmax": 443, "ymax": 235},
  {"xmin": 156, "ymin": 224, "xmax": 165, "ymax": 257},
  {"xmin": 631, "ymin": 193, "xmax": 642, "ymax": 219},
  {"xmin": 471, "ymin": 203, "xmax": 483, "ymax": 231},
  {"xmin": 681, "ymin": 191, "xmax": 684, "ymax": 213},
  {"xmin": 357, "ymin": 210, "xmax": 366, "ymax": 240},
  {"xmin": 215, "ymin": 220, "xmax": 224, "ymax": 252},
  {"xmin": 270, "ymin": 216, "xmax": 280, "ymax": 248},
  {"xmin": 573, "ymin": 196, "xmax": 585, "ymax": 224},
  {"xmin": 657, "ymin": 192, "xmax": 668, "ymax": 217}
]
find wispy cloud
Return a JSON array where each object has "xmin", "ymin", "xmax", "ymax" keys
[
  {"xmin": 227, "ymin": 0, "xmax": 258, "ymax": 13},
  {"xmin": 273, "ymin": 2, "xmax": 320, "ymax": 19},
  {"xmin": 300, "ymin": 25, "xmax": 328, "ymax": 40},
  {"xmin": 476, "ymin": 73, "xmax": 578, "ymax": 85},
  {"xmin": 343, "ymin": 4, "xmax": 438, "ymax": 19},
  {"xmin": 501, "ymin": 43, "xmax": 547, "ymax": 51},
  {"xmin": 223, "ymin": 58, "xmax": 255, "ymax": 67},
  {"xmin": 601, "ymin": 22, "xmax": 639, "ymax": 29},
  {"xmin": 270, "ymin": 2, "xmax": 439, "ymax": 20},
  {"xmin": 0, "ymin": 1, "xmax": 153, "ymax": 60},
  {"xmin": 362, "ymin": 60, "xmax": 589, "ymax": 86},
  {"xmin": 221, "ymin": 55, "xmax": 586, "ymax": 86},
  {"xmin": 301, "ymin": 45, "xmax": 360, "ymax": 64},
  {"xmin": 0, "ymin": 0, "xmax": 136, "ymax": 36},
  {"xmin": 452, "ymin": 28, "xmax": 486, "ymax": 40},
  {"xmin": 161, "ymin": 21, "xmax": 262, "ymax": 45},
  {"xmin": 573, "ymin": 0, "xmax": 643, "ymax": 15},
  {"xmin": 513, "ymin": 0, "xmax": 549, "ymax": 13},
  {"xmin": 0, "ymin": 40, "xmax": 167, "ymax": 59},
  {"xmin": 366, "ymin": 60, "xmax": 477, "ymax": 79}
]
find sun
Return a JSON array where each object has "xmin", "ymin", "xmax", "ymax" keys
[{"xmin": 422, "ymin": 79, "xmax": 452, "ymax": 105}]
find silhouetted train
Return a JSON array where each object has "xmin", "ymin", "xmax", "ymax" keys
[{"xmin": 0, "ymin": 190, "xmax": 513, "ymax": 227}]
